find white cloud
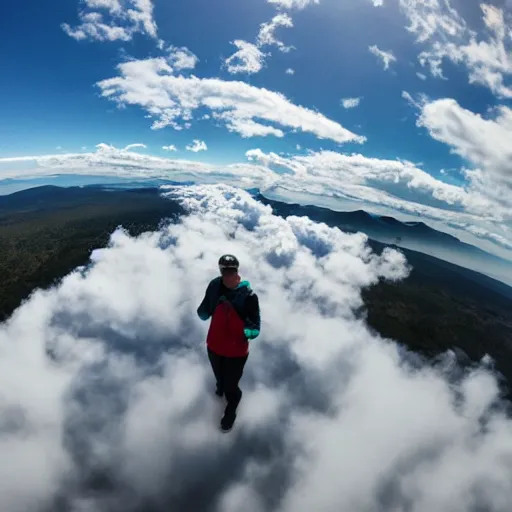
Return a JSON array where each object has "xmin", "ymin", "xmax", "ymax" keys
[
  {"xmin": 401, "ymin": 2, "xmax": 512, "ymax": 98},
  {"xmin": 124, "ymin": 143, "xmax": 147, "ymax": 151},
  {"xmin": 225, "ymin": 40, "xmax": 267, "ymax": 75},
  {"xmin": 2, "ymin": 141, "xmax": 512, "ymax": 258},
  {"xmin": 1, "ymin": 144, "xmax": 510, "ymax": 247},
  {"xmin": 217, "ymin": 116, "xmax": 286, "ymax": 138},
  {"xmin": 341, "ymin": 97, "xmax": 361, "ymax": 109},
  {"xmin": 224, "ymin": 13, "xmax": 294, "ymax": 76},
  {"xmin": 167, "ymin": 45, "xmax": 199, "ymax": 70},
  {"xmin": 245, "ymin": 148, "xmax": 496, "ymax": 216},
  {"xmin": 96, "ymin": 56, "xmax": 366, "ymax": 144},
  {"xmin": 267, "ymin": 0, "xmax": 319, "ymax": 9},
  {"xmin": 226, "ymin": 0, "xmax": 318, "ymax": 76},
  {"xmin": 85, "ymin": 0, "xmax": 123, "ymax": 13},
  {"xmin": 62, "ymin": 0, "xmax": 158, "ymax": 42},
  {"xmin": 0, "ymin": 144, "xmax": 275, "ymax": 187},
  {"xmin": 185, "ymin": 139, "xmax": 208, "ymax": 152},
  {"xmin": 417, "ymin": 97, "xmax": 512, "ymax": 202},
  {"xmin": 127, "ymin": 0, "xmax": 158, "ymax": 39},
  {"xmin": 401, "ymin": 90, "xmax": 425, "ymax": 110},
  {"xmin": 400, "ymin": 0, "xmax": 466, "ymax": 44},
  {"xmin": 1, "ymin": 182, "xmax": 512, "ymax": 512},
  {"xmin": 257, "ymin": 13, "xmax": 295, "ymax": 53},
  {"xmin": 162, "ymin": 145, "xmax": 177, "ymax": 152},
  {"xmin": 62, "ymin": 12, "xmax": 132, "ymax": 42},
  {"xmin": 369, "ymin": 44, "xmax": 397, "ymax": 70},
  {"xmin": 463, "ymin": 225, "xmax": 512, "ymax": 251},
  {"xmin": 285, "ymin": 68, "xmax": 295, "ymax": 75},
  {"xmin": 416, "ymin": 71, "xmax": 427, "ymax": 80},
  {"xmin": 371, "ymin": 0, "xmax": 384, "ymax": 6}
]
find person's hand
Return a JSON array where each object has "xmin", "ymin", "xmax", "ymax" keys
[
  {"xmin": 244, "ymin": 328, "xmax": 259, "ymax": 341},
  {"xmin": 198, "ymin": 311, "xmax": 209, "ymax": 321}
]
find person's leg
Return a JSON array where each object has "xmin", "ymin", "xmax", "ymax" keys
[
  {"xmin": 207, "ymin": 348, "xmax": 224, "ymax": 396},
  {"xmin": 222, "ymin": 355, "xmax": 249, "ymax": 426}
]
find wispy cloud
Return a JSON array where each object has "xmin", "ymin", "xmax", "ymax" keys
[
  {"xmin": 225, "ymin": 40, "xmax": 267, "ymax": 75},
  {"xmin": 185, "ymin": 140, "xmax": 207, "ymax": 152},
  {"xmin": 285, "ymin": 68, "xmax": 295, "ymax": 75},
  {"xmin": 401, "ymin": 2, "xmax": 512, "ymax": 98},
  {"xmin": 256, "ymin": 13, "xmax": 295, "ymax": 52},
  {"xmin": 401, "ymin": 90, "xmax": 424, "ymax": 109},
  {"xmin": 400, "ymin": 0, "xmax": 466, "ymax": 43},
  {"xmin": 162, "ymin": 145, "xmax": 177, "ymax": 152},
  {"xmin": 224, "ymin": 14, "xmax": 294, "ymax": 75},
  {"xmin": 369, "ymin": 44, "xmax": 397, "ymax": 70},
  {"xmin": 341, "ymin": 97, "xmax": 361, "ymax": 109},
  {"xmin": 1, "ymin": 183, "xmax": 512, "ymax": 511},
  {"xmin": 267, "ymin": 0, "xmax": 319, "ymax": 9},
  {"xmin": 96, "ymin": 57, "xmax": 366, "ymax": 144},
  {"xmin": 124, "ymin": 143, "xmax": 147, "ymax": 151},
  {"xmin": 62, "ymin": 0, "xmax": 158, "ymax": 42}
]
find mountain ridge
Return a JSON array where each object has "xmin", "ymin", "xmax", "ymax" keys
[{"xmin": 252, "ymin": 192, "xmax": 512, "ymax": 288}]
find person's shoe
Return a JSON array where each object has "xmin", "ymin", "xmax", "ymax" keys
[{"xmin": 220, "ymin": 411, "xmax": 236, "ymax": 433}]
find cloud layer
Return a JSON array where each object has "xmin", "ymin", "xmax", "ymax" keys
[
  {"xmin": 2, "ymin": 184, "xmax": 512, "ymax": 512},
  {"xmin": 1, "ymin": 143, "xmax": 511, "ymax": 258}
]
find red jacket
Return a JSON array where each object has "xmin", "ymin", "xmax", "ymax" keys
[
  {"xmin": 197, "ymin": 277, "xmax": 260, "ymax": 358},
  {"xmin": 207, "ymin": 299, "xmax": 249, "ymax": 357}
]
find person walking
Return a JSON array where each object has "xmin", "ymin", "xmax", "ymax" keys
[{"xmin": 197, "ymin": 254, "xmax": 261, "ymax": 432}]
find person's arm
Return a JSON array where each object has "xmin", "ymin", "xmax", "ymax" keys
[
  {"xmin": 197, "ymin": 279, "xmax": 216, "ymax": 321},
  {"xmin": 243, "ymin": 292, "xmax": 261, "ymax": 340}
]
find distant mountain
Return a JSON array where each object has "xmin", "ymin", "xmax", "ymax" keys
[
  {"xmin": 253, "ymin": 193, "xmax": 512, "ymax": 288},
  {"xmin": 0, "ymin": 184, "xmax": 165, "ymax": 214}
]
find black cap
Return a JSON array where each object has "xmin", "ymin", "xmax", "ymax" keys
[{"xmin": 218, "ymin": 254, "xmax": 239, "ymax": 269}]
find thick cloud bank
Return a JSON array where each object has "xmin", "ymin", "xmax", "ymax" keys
[{"xmin": 1, "ymin": 184, "xmax": 511, "ymax": 512}]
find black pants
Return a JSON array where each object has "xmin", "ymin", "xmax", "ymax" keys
[{"xmin": 207, "ymin": 348, "xmax": 248, "ymax": 415}]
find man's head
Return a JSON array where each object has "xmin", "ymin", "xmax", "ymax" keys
[{"xmin": 218, "ymin": 254, "xmax": 240, "ymax": 288}]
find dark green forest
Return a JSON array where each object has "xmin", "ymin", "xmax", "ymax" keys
[{"xmin": 0, "ymin": 186, "xmax": 184, "ymax": 321}]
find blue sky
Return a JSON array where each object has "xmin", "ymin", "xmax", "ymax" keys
[
  {"xmin": 1, "ymin": 0, "xmax": 512, "ymax": 259},
  {"xmin": 0, "ymin": 0, "xmax": 496, "ymax": 169}
]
